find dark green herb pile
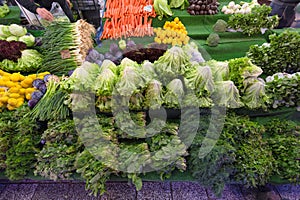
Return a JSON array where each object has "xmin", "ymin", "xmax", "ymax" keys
[{"xmin": 247, "ymin": 30, "xmax": 300, "ymax": 76}]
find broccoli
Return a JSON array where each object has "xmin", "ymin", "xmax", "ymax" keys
[
  {"xmin": 206, "ymin": 33, "xmax": 220, "ymax": 47},
  {"xmin": 213, "ymin": 19, "xmax": 228, "ymax": 33}
]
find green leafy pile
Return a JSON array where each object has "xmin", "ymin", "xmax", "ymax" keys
[
  {"xmin": 189, "ymin": 114, "xmax": 276, "ymax": 197},
  {"xmin": 247, "ymin": 30, "xmax": 300, "ymax": 75},
  {"xmin": 227, "ymin": 5, "xmax": 279, "ymax": 36},
  {"xmin": 265, "ymin": 72, "xmax": 300, "ymax": 109},
  {"xmin": 223, "ymin": 115, "xmax": 275, "ymax": 186},
  {"xmin": 34, "ymin": 119, "xmax": 81, "ymax": 181},
  {"xmin": 263, "ymin": 119, "xmax": 300, "ymax": 183},
  {"xmin": 0, "ymin": 105, "xmax": 42, "ymax": 180},
  {"xmin": 0, "ymin": 4, "xmax": 10, "ymax": 18}
]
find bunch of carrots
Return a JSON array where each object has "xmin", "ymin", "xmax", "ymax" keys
[{"xmin": 101, "ymin": 0, "xmax": 156, "ymax": 39}]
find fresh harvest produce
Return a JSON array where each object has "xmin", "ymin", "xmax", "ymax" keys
[
  {"xmin": 212, "ymin": 19, "xmax": 228, "ymax": 33},
  {"xmin": 0, "ymin": 40, "xmax": 27, "ymax": 62},
  {"xmin": 247, "ymin": 30, "xmax": 300, "ymax": 75},
  {"xmin": 206, "ymin": 33, "xmax": 220, "ymax": 47},
  {"xmin": 0, "ymin": 4, "xmax": 10, "ymax": 18},
  {"xmin": 101, "ymin": 0, "xmax": 156, "ymax": 39},
  {"xmin": 227, "ymin": 4, "xmax": 279, "ymax": 36},
  {"xmin": 0, "ymin": 69, "xmax": 49, "ymax": 111},
  {"xmin": 27, "ymin": 74, "xmax": 70, "ymax": 121},
  {"xmin": 39, "ymin": 20, "xmax": 96, "ymax": 75},
  {"xmin": 187, "ymin": 0, "xmax": 220, "ymax": 15},
  {"xmin": 0, "ymin": 49, "xmax": 43, "ymax": 72},
  {"xmin": 154, "ymin": 28, "xmax": 190, "ymax": 46},
  {"xmin": 154, "ymin": 0, "xmax": 173, "ymax": 20},
  {"xmin": 163, "ymin": 17, "xmax": 188, "ymax": 35},
  {"xmin": 123, "ymin": 41, "xmax": 168, "ymax": 63},
  {"xmin": 265, "ymin": 72, "xmax": 300, "ymax": 109},
  {"xmin": 169, "ymin": 0, "xmax": 189, "ymax": 9},
  {"xmin": 0, "ymin": 24, "xmax": 28, "ymax": 40},
  {"xmin": 221, "ymin": 0, "xmax": 259, "ymax": 14},
  {"xmin": 153, "ymin": 17, "xmax": 189, "ymax": 46}
]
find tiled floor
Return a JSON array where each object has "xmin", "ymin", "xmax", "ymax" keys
[{"xmin": 0, "ymin": 181, "xmax": 299, "ymax": 200}]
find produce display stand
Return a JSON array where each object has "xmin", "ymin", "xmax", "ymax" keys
[
  {"xmin": 0, "ymin": 6, "xmax": 21, "ymax": 25},
  {"xmin": 0, "ymin": 0, "xmax": 299, "ymax": 197}
]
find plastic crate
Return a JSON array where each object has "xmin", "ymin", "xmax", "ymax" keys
[
  {"xmin": 81, "ymin": 9, "xmax": 100, "ymax": 28},
  {"xmin": 73, "ymin": 0, "xmax": 100, "ymax": 11}
]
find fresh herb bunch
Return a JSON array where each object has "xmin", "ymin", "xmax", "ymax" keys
[
  {"xmin": 264, "ymin": 119, "xmax": 300, "ymax": 183},
  {"xmin": 189, "ymin": 114, "xmax": 236, "ymax": 197},
  {"xmin": 227, "ymin": 5, "xmax": 279, "ymax": 36},
  {"xmin": 3, "ymin": 105, "xmax": 41, "ymax": 180},
  {"xmin": 247, "ymin": 30, "xmax": 300, "ymax": 76},
  {"xmin": 221, "ymin": 114, "xmax": 275, "ymax": 188},
  {"xmin": 265, "ymin": 72, "xmax": 300, "ymax": 109},
  {"xmin": 75, "ymin": 150, "xmax": 112, "ymax": 196},
  {"xmin": 34, "ymin": 119, "xmax": 81, "ymax": 181}
]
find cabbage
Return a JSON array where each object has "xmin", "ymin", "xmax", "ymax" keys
[
  {"xmin": 164, "ymin": 78, "xmax": 185, "ymax": 108},
  {"xmin": 0, "ymin": 25, "xmax": 11, "ymax": 37},
  {"xmin": 18, "ymin": 34, "xmax": 35, "ymax": 47},
  {"xmin": 8, "ymin": 24, "xmax": 27, "ymax": 37},
  {"xmin": 6, "ymin": 35, "xmax": 18, "ymax": 42},
  {"xmin": 213, "ymin": 81, "xmax": 243, "ymax": 108}
]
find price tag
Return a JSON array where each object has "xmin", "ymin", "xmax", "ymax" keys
[
  {"xmin": 60, "ymin": 49, "xmax": 71, "ymax": 59},
  {"xmin": 144, "ymin": 5, "xmax": 152, "ymax": 12}
]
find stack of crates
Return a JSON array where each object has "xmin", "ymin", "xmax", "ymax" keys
[{"xmin": 72, "ymin": 0, "xmax": 104, "ymax": 28}]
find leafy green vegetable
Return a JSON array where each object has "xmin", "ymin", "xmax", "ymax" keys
[
  {"xmin": 227, "ymin": 5, "xmax": 279, "ymax": 36},
  {"xmin": 185, "ymin": 64, "xmax": 214, "ymax": 98},
  {"xmin": 3, "ymin": 106, "xmax": 41, "ymax": 180},
  {"xmin": 8, "ymin": 24, "xmax": 27, "ymax": 37},
  {"xmin": 263, "ymin": 119, "xmax": 300, "ymax": 183},
  {"xmin": 144, "ymin": 80, "xmax": 164, "ymax": 110},
  {"xmin": 0, "ymin": 4, "xmax": 10, "ymax": 18},
  {"xmin": 154, "ymin": 46, "xmax": 190, "ymax": 83},
  {"xmin": 228, "ymin": 57, "xmax": 262, "ymax": 92},
  {"xmin": 18, "ymin": 34, "xmax": 35, "ymax": 47},
  {"xmin": 206, "ymin": 33, "xmax": 220, "ymax": 47},
  {"xmin": 153, "ymin": 0, "xmax": 173, "ymax": 20},
  {"xmin": 242, "ymin": 79, "xmax": 270, "ymax": 109},
  {"xmin": 0, "ymin": 49, "xmax": 43, "ymax": 72},
  {"xmin": 169, "ymin": 0, "xmax": 189, "ymax": 9},
  {"xmin": 247, "ymin": 30, "xmax": 300, "ymax": 75},
  {"xmin": 205, "ymin": 60, "xmax": 229, "ymax": 82},
  {"xmin": 221, "ymin": 114, "xmax": 275, "ymax": 188},
  {"xmin": 213, "ymin": 81, "xmax": 243, "ymax": 108},
  {"xmin": 164, "ymin": 78, "xmax": 185, "ymax": 108},
  {"xmin": 265, "ymin": 72, "xmax": 300, "ymax": 109},
  {"xmin": 35, "ymin": 119, "xmax": 81, "ymax": 181}
]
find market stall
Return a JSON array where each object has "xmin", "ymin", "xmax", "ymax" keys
[{"xmin": 0, "ymin": 0, "xmax": 299, "ymax": 198}]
